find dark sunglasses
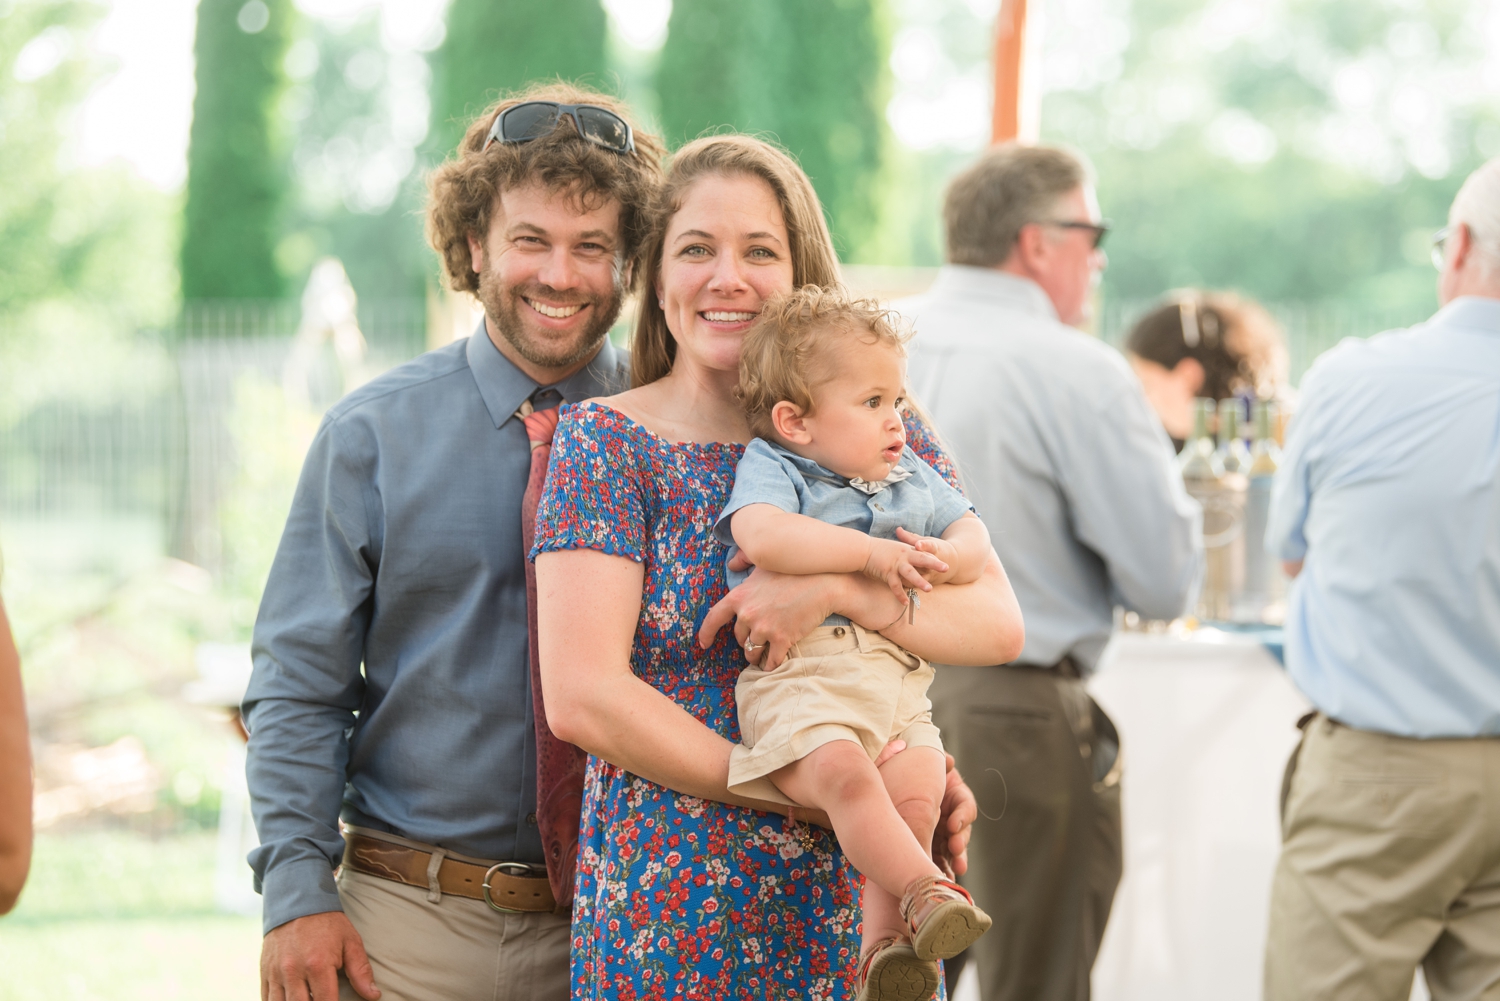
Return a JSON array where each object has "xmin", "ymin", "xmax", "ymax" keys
[
  {"xmin": 1040, "ymin": 219, "xmax": 1111, "ymax": 249},
  {"xmin": 482, "ymin": 101, "xmax": 635, "ymax": 154}
]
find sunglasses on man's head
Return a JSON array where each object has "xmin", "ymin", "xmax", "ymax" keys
[{"xmin": 483, "ymin": 101, "xmax": 635, "ymax": 155}]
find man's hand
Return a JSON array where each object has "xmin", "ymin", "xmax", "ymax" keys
[
  {"xmin": 863, "ymin": 538, "xmax": 948, "ymax": 600},
  {"xmin": 700, "ymin": 564, "xmax": 844, "ymax": 670},
  {"xmin": 261, "ymin": 910, "xmax": 379, "ymax": 1001},
  {"xmin": 933, "ymin": 754, "xmax": 976, "ymax": 877},
  {"xmin": 895, "ymin": 527, "xmax": 960, "ymax": 586}
]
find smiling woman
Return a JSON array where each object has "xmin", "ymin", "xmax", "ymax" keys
[{"xmin": 532, "ymin": 134, "xmax": 1019, "ymax": 1000}]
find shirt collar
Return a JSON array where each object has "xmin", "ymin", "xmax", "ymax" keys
[
  {"xmin": 926, "ymin": 265, "xmax": 1059, "ymax": 322},
  {"xmin": 1432, "ymin": 295, "xmax": 1500, "ymax": 333},
  {"xmin": 465, "ymin": 319, "xmax": 626, "ymax": 428},
  {"xmin": 767, "ymin": 439, "xmax": 917, "ymax": 492}
]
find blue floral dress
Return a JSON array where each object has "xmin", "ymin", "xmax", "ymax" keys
[{"xmin": 532, "ymin": 403, "xmax": 961, "ymax": 1001}]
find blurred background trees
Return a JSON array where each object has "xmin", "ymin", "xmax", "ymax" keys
[
  {"xmin": 428, "ymin": 0, "xmax": 608, "ymax": 157},
  {"xmin": 180, "ymin": 0, "xmax": 294, "ymax": 301},
  {"xmin": 657, "ymin": 0, "xmax": 891, "ymax": 261}
]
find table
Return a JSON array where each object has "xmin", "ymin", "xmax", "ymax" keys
[{"xmin": 1087, "ymin": 628, "xmax": 1308, "ymax": 1001}]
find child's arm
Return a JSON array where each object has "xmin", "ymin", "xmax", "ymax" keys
[
  {"xmin": 730, "ymin": 503, "xmax": 949, "ymax": 601},
  {"xmin": 896, "ymin": 513, "xmax": 990, "ymax": 587}
]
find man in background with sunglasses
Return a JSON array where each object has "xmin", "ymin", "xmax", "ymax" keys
[
  {"xmin": 243, "ymin": 84, "xmax": 664, "ymax": 1001},
  {"xmin": 897, "ymin": 142, "xmax": 1204, "ymax": 1001}
]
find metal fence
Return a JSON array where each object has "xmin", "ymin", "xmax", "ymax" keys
[
  {"xmin": 0, "ymin": 299, "xmax": 430, "ymax": 570},
  {"xmin": 0, "ymin": 295, "xmax": 1435, "ymax": 573}
]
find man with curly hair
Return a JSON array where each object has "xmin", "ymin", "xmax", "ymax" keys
[{"xmin": 243, "ymin": 83, "xmax": 665, "ymax": 1001}]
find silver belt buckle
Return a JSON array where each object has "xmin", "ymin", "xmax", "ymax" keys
[{"xmin": 482, "ymin": 861, "xmax": 541, "ymax": 913}]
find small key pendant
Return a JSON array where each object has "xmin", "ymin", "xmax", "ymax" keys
[{"xmin": 906, "ymin": 588, "xmax": 920, "ymax": 624}]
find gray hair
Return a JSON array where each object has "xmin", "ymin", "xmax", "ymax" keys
[
  {"xmin": 1450, "ymin": 157, "xmax": 1500, "ymax": 271},
  {"xmin": 943, "ymin": 142, "xmax": 1093, "ymax": 268}
]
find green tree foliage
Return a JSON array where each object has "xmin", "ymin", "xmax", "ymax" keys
[
  {"xmin": 181, "ymin": 0, "xmax": 294, "ymax": 301},
  {"xmin": 656, "ymin": 0, "xmax": 892, "ymax": 262},
  {"xmin": 280, "ymin": 14, "xmax": 433, "ymax": 301},
  {"xmin": 0, "ymin": 1, "xmax": 176, "ymax": 325},
  {"xmin": 428, "ymin": 0, "xmax": 608, "ymax": 159},
  {"xmin": 1035, "ymin": 0, "xmax": 1498, "ymax": 315}
]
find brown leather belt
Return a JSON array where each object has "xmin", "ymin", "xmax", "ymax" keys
[{"xmin": 342, "ymin": 832, "xmax": 557, "ymax": 914}]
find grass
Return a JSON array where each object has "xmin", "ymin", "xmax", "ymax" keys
[{"xmin": 0, "ymin": 830, "xmax": 261, "ymax": 999}]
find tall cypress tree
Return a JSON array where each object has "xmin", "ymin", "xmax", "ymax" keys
[
  {"xmin": 181, "ymin": 0, "xmax": 293, "ymax": 301},
  {"xmin": 657, "ymin": 0, "xmax": 891, "ymax": 262},
  {"xmin": 429, "ymin": 0, "xmax": 609, "ymax": 159}
]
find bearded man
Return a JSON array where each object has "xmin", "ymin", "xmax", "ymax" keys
[{"xmin": 243, "ymin": 84, "xmax": 665, "ymax": 1001}]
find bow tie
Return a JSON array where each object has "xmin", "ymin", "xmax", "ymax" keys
[{"xmin": 847, "ymin": 464, "xmax": 914, "ymax": 495}]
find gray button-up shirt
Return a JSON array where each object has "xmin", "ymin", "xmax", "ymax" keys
[
  {"xmin": 898, "ymin": 266, "xmax": 1203, "ymax": 672},
  {"xmin": 244, "ymin": 326, "xmax": 629, "ymax": 933}
]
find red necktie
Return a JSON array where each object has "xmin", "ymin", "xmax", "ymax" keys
[{"xmin": 519, "ymin": 402, "xmax": 586, "ymax": 910}]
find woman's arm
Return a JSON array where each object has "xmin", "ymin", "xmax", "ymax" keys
[
  {"xmin": 535, "ymin": 548, "xmax": 823, "ymax": 821},
  {"xmin": 700, "ymin": 547, "xmax": 1024, "ymax": 670},
  {"xmin": 0, "ymin": 596, "xmax": 33, "ymax": 914}
]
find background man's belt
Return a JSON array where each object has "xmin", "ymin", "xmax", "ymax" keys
[{"xmin": 342, "ymin": 831, "xmax": 556, "ymax": 913}]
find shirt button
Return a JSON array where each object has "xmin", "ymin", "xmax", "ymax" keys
[
  {"xmin": 873, "ymin": 503, "xmax": 884, "ymax": 511},
  {"xmin": 526, "ymin": 813, "xmax": 538, "ymax": 826},
  {"xmin": 833, "ymin": 627, "xmax": 846, "ymax": 638}
]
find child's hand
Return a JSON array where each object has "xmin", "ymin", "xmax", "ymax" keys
[
  {"xmin": 896, "ymin": 527, "xmax": 960, "ymax": 586},
  {"xmin": 862, "ymin": 537, "xmax": 949, "ymax": 602}
]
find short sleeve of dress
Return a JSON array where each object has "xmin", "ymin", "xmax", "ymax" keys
[
  {"xmin": 903, "ymin": 409, "xmax": 963, "ymax": 493},
  {"xmin": 712, "ymin": 438, "xmax": 803, "ymax": 547},
  {"xmin": 531, "ymin": 403, "xmax": 648, "ymax": 563}
]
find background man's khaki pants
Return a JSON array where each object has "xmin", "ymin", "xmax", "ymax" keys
[
  {"xmin": 930, "ymin": 663, "xmax": 1123, "ymax": 1001},
  {"xmin": 1266, "ymin": 716, "xmax": 1500, "ymax": 1001},
  {"xmin": 335, "ymin": 866, "xmax": 570, "ymax": 1001}
]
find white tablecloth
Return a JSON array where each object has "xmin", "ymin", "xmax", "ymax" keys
[{"xmin": 1087, "ymin": 629, "xmax": 1308, "ymax": 1001}]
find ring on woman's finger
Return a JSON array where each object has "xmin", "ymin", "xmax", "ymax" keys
[{"xmin": 744, "ymin": 640, "xmax": 762, "ymax": 653}]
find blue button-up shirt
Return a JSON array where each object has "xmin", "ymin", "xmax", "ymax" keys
[
  {"xmin": 243, "ymin": 326, "xmax": 628, "ymax": 933},
  {"xmin": 1269, "ymin": 296, "xmax": 1500, "ymax": 738},
  {"xmin": 714, "ymin": 438, "xmax": 975, "ymax": 596}
]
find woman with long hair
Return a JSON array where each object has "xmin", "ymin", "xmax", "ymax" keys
[{"xmin": 532, "ymin": 135, "xmax": 1023, "ymax": 998}]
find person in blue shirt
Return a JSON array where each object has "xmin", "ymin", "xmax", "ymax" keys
[
  {"xmin": 245, "ymin": 84, "xmax": 665, "ymax": 1001},
  {"xmin": 714, "ymin": 287, "xmax": 1005, "ymax": 999},
  {"xmin": 1264, "ymin": 156, "xmax": 1500, "ymax": 1000}
]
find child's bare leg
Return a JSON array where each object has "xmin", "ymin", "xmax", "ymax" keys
[
  {"xmin": 770, "ymin": 741, "xmax": 943, "ymax": 930},
  {"xmin": 861, "ymin": 746, "xmax": 947, "ymax": 947}
]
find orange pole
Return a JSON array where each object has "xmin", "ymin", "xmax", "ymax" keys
[{"xmin": 991, "ymin": 0, "xmax": 1028, "ymax": 144}]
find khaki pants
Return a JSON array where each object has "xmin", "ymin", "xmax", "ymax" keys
[
  {"xmin": 335, "ymin": 866, "xmax": 570, "ymax": 1001},
  {"xmin": 1266, "ymin": 715, "xmax": 1500, "ymax": 1001},
  {"xmin": 930, "ymin": 663, "xmax": 1123, "ymax": 1001}
]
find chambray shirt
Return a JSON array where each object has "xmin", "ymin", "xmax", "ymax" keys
[
  {"xmin": 243, "ymin": 326, "xmax": 629, "ymax": 934},
  {"xmin": 898, "ymin": 267, "xmax": 1203, "ymax": 672},
  {"xmin": 1268, "ymin": 296, "xmax": 1500, "ymax": 738},
  {"xmin": 713, "ymin": 439, "xmax": 975, "ymax": 614}
]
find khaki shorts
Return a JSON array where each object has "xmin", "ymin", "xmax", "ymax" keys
[{"xmin": 728, "ymin": 622, "xmax": 945, "ymax": 806}]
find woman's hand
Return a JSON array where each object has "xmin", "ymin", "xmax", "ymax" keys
[{"xmin": 699, "ymin": 562, "xmax": 849, "ymax": 670}]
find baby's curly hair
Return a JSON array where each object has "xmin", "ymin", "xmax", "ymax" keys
[
  {"xmin": 737, "ymin": 286, "xmax": 912, "ymax": 441},
  {"xmin": 425, "ymin": 82, "xmax": 666, "ymax": 294}
]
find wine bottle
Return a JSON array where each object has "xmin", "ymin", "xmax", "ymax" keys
[
  {"xmin": 1178, "ymin": 398, "xmax": 1223, "ymax": 481},
  {"xmin": 1181, "ymin": 398, "xmax": 1244, "ymax": 621},
  {"xmin": 1238, "ymin": 400, "xmax": 1285, "ymax": 622},
  {"xmin": 1217, "ymin": 398, "xmax": 1252, "ymax": 475}
]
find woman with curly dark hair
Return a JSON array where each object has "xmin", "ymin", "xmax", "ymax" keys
[{"xmin": 1125, "ymin": 291, "xmax": 1288, "ymax": 445}]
